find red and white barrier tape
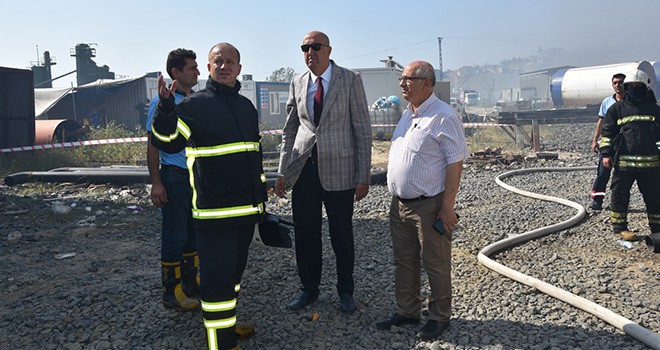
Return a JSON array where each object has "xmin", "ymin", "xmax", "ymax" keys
[
  {"xmin": 1, "ymin": 124, "xmax": 511, "ymax": 154},
  {"xmin": 260, "ymin": 129, "xmax": 283, "ymax": 135},
  {"xmin": 1, "ymin": 130, "xmax": 283, "ymax": 154},
  {"xmin": 1, "ymin": 137, "xmax": 148, "ymax": 154},
  {"xmin": 372, "ymin": 123, "xmax": 512, "ymax": 128},
  {"xmin": 463, "ymin": 122, "xmax": 513, "ymax": 127}
]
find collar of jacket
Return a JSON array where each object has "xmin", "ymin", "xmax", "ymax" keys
[{"xmin": 206, "ymin": 77, "xmax": 241, "ymax": 96}]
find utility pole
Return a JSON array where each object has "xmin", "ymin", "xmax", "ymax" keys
[{"xmin": 437, "ymin": 37, "xmax": 443, "ymax": 81}]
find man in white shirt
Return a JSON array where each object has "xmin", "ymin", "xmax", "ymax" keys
[{"xmin": 376, "ymin": 61, "xmax": 468, "ymax": 341}]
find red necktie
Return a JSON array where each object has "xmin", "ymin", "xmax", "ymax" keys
[
  {"xmin": 312, "ymin": 77, "xmax": 323, "ymax": 162},
  {"xmin": 314, "ymin": 77, "xmax": 323, "ymax": 126}
]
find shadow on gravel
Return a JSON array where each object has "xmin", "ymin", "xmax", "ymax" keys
[
  {"xmin": 0, "ymin": 198, "xmax": 652, "ymax": 350},
  {"xmin": 425, "ymin": 318, "xmax": 643, "ymax": 349}
]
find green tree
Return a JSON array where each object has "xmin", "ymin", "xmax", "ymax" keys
[{"xmin": 266, "ymin": 67, "xmax": 295, "ymax": 82}]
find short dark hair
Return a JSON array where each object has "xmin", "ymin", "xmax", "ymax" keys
[
  {"xmin": 612, "ymin": 73, "xmax": 626, "ymax": 81},
  {"xmin": 166, "ymin": 49, "xmax": 196, "ymax": 80}
]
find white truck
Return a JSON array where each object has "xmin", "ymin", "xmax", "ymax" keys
[{"xmin": 464, "ymin": 90, "xmax": 481, "ymax": 106}]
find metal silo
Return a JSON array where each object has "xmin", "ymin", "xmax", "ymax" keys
[{"xmin": 550, "ymin": 61, "xmax": 657, "ymax": 107}]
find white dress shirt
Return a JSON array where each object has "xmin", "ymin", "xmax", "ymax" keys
[
  {"xmin": 387, "ymin": 94, "xmax": 468, "ymax": 199},
  {"xmin": 306, "ymin": 65, "xmax": 332, "ymax": 120}
]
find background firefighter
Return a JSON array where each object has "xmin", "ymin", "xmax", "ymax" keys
[{"xmin": 599, "ymin": 69, "xmax": 660, "ymax": 242}]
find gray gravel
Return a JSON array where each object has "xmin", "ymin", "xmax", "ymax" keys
[{"xmin": 1, "ymin": 123, "xmax": 658, "ymax": 350}]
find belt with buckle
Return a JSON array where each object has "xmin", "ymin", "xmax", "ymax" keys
[{"xmin": 397, "ymin": 195, "xmax": 429, "ymax": 203}]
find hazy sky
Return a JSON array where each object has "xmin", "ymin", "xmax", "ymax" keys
[{"xmin": 2, "ymin": 0, "xmax": 659, "ymax": 88}]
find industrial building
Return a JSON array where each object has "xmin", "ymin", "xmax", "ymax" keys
[
  {"xmin": 238, "ymin": 75, "xmax": 289, "ymax": 129},
  {"xmin": 519, "ymin": 66, "xmax": 574, "ymax": 105}
]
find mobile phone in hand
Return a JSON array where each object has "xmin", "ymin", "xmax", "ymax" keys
[{"xmin": 433, "ymin": 219, "xmax": 445, "ymax": 235}]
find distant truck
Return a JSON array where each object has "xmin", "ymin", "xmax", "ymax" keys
[{"xmin": 464, "ymin": 90, "xmax": 481, "ymax": 106}]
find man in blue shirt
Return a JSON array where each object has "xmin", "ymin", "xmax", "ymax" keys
[
  {"xmin": 146, "ymin": 48, "xmax": 200, "ymax": 312},
  {"xmin": 589, "ymin": 73, "xmax": 626, "ymax": 210}
]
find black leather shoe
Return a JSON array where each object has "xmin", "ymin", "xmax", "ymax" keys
[
  {"xmin": 375, "ymin": 313, "xmax": 420, "ymax": 330},
  {"xmin": 588, "ymin": 199, "xmax": 603, "ymax": 210},
  {"xmin": 416, "ymin": 320, "xmax": 450, "ymax": 341},
  {"xmin": 287, "ymin": 292, "xmax": 318, "ymax": 311},
  {"xmin": 340, "ymin": 294, "xmax": 356, "ymax": 314}
]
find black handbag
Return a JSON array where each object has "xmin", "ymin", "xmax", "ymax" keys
[{"xmin": 254, "ymin": 212, "xmax": 293, "ymax": 248}]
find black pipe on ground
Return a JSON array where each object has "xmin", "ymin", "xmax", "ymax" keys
[
  {"xmin": 645, "ymin": 232, "xmax": 660, "ymax": 253},
  {"xmin": 5, "ymin": 168, "xmax": 388, "ymax": 188},
  {"xmin": 4, "ymin": 171, "xmax": 151, "ymax": 186}
]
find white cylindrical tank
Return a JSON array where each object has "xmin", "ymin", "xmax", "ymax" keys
[
  {"xmin": 650, "ymin": 61, "xmax": 660, "ymax": 89},
  {"xmin": 555, "ymin": 61, "xmax": 657, "ymax": 107}
]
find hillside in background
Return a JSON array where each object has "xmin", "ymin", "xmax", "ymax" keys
[{"xmin": 445, "ymin": 47, "xmax": 639, "ymax": 105}]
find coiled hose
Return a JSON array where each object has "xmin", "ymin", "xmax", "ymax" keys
[{"xmin": 477, "ymin": 166, "xmax": 660, "ymax": 349}]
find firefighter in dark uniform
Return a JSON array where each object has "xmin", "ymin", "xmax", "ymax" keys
[
  {"xmin": 600, "ymin": 69, "xmax": 660, "ymax": 242},
  {"xmin": 151, "ymin": 42, "xmax": 266, "ymax": 350}
]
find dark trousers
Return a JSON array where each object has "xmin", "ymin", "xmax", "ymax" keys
[
  {"xmin": 590, "ymin": 153, "xmax": 612, "ymax": 203},
  {"xmin": 197, "ymin": 224, "xmax": 253, "ymax": 350},
  {"xmin": 610, "ymin": 169, "xmax": 660, "ymax": 233},
  {"xmin": 160, "ymin": 165, "xmax": 196, "ymax": 262},
  {"xmin": 292, "ymin": 159, "xmax": 355, "ymax": 297}
]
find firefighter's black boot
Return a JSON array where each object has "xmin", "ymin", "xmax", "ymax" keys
[
  {"xmin": 162, "ymin": 262, "xmax": 200, "ymax": 312},
  {"xmin": 181, "ymin": 252, "xmax": 201, "ymax": 299}
]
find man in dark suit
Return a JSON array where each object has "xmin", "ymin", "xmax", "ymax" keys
[{"xmin": 274, "ymin": 31, "xmax": 372, "ymax": 314}]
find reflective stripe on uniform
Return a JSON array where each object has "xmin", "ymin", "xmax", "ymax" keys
[
  {"xmin": 186, "ymin": 142, "xmax": 260, "ymax": 158},
  {"xmin": 619, "ymin": 154, "xmax": 659, "ymax": 161},
  {"xmin": 205, "ymin": 316, "xmax": 237, "ymax": 350},
  {"xmin": 184, "ymin": 140, "xmax": 263, "ymax": 218},
  {"xmin": 261, "ymin": 173, "xmax": 266, "ymax": 183},
  {"xmin": 201, "ymin": 299, "xmax": 237, "ymax": 312},
  {"xmin": 177, "ymin": 119, "xmax": 191, "ymax": 139},
  {"xmin": 151, "ymin": 118, "xmax": 191, "ymax": 142},
  {"xmin": 649, "ymin": 213, "xmax": 660, "ymax": 224},
  {"xmin": 235, "ymin": 284, "xmax": 241, "ymax": 293},
  {"xmin": 204, "ymin": 316, "xmax": 236, "ymax": 329},
  {"xmin": 599, "ymin": 136, "xmax": 611, "ymax": 148},
  {"xmin": 617, "ymin": 115, "xmax": 655, "ymax": 125},
  {"xmin": 611, "ymin": 211, "xmax": 627, "ymax": 224},
  {"xmin": 618, "ymin": 161, "xmax": 660, "ymax": 168},
  {"xmin": 186, "ymin": 154, "xmax": 198, "ymax": 210},
  {"xmin": 618, "ymin": 154, "xmax": 660, "ymax": 168},
  {"xmin": 151, "ymin": 125, "xmax": 178, "ymax": 143},
  {"xmin": 656, "ymin": 141, "xmax": 660, "ymax": 151},
  {"xmin": 192, "ymin": 203, "xmax": 264, "ymax": 220},
  {"xmin": 207, "ymin": 329, "xmax": 218, "ymax": 350}
]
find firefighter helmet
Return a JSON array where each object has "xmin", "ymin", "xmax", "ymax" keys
[
  {"xmin": 624, "ymin": 69, "xmax": 650, "ymax": 87},
  {"xmin": 252, "ymin": 212, "xmax": 293, "ymax": 248}
]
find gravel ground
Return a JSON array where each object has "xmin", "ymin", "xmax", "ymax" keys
[{"xmin": 1, "ymin": 123, "xmax": 658, "ymax": 350}]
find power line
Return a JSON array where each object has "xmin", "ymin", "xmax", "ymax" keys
[
  {"xmin": 250, "ymin": 38, "xmax": 437, "ymax": 77},
  {"xmin": 336, "ymin": 38, "xmax": 436, "ymax": 62}
]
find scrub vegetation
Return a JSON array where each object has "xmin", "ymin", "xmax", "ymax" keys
[
  {"xmin": 0, "ymin": 122, "xmax": 145, "ymax": 178},
  {"xmin": 1, "ymin": 122, "xmax": 549, "ymax": 179}
]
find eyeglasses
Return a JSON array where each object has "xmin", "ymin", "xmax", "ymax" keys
[
  {"xmin": 398, "ymin": 76, "xmax": 426, "ymax": 84},
  {"xmin": 612, "ymin": 81, "xmax": 624, "ymax": 85},
  {"xmin": 301, "ymin": 43, "xmax": 330, "ymax": 52}
]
